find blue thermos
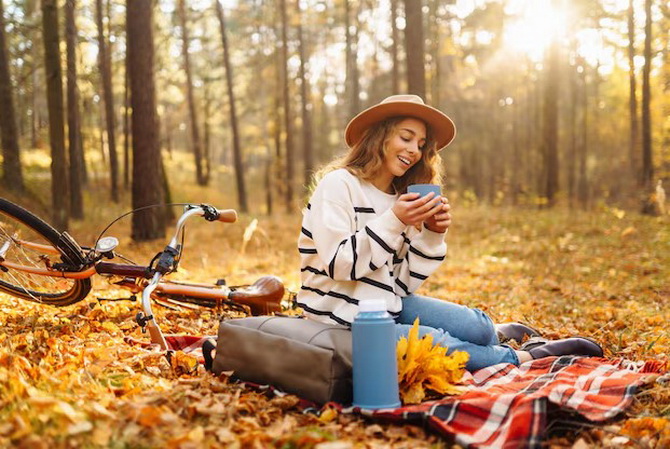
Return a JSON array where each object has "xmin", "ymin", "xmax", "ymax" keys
[{"xmin": 352, "ymin": 299, "xmax": 401, "ymax": 409}]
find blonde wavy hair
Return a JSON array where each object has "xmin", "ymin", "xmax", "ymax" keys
[{"xmin": 316, "ymin": 117, "xmax": 443, "ymax": 193}]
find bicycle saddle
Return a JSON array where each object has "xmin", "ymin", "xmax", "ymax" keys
[{"xmin": 230, "ymin": 275, "xmax": 284, "ymax": 316}]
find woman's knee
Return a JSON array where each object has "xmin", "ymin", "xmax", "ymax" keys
[
  {"xmin": 461, "ymin": 308, "xmax": 497, "ymax": 345},
  {"xmin": 395, "ymin": 324, "xmax": 445, "ymax": 343}
]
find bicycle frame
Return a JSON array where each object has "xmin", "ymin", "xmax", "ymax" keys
[{"xmin": 0, "ymin": 204, "xmax": 282, "ymax": 351}]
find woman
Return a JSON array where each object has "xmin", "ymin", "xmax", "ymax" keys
[{"xmin": 297, "ymin": 94, "xmax": 602, "ymax": 371}]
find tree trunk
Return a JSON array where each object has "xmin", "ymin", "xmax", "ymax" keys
[
  {"xmin": 296, "ymin": 0, "xmax": 313, "ymax": 189},
  {"xmin": 577, "ymin": 60, "xmax": 589, "ymax": 208},
  {"xmin": 345, "ymin": 0, "xmax": 360, "ymax": 117},
  {"xmin": 640, "ymin": 0, "xmax": 655, "ymax": 214},
  {"xmin": 65, "ymin": 0, "xmax": 83, "ymax": 218},
  {"xmin": 511, "ymin": 86, "xmax": 521, "ymax": 205},
  {"xmin": 178, "ymin": 0, "xmax": 207, "ymax": 186},
  {"xmin": 543, "ymin": 38, "xmax": 560, "ymax": 206},
  {"xmin": 160, "ymin": 155, "xmax": 174, "ymax": 221},
  {"xmin": 41, "ymin": 0, "xmax": 69, "ymax": 230},
  {"xmin": 403, "ymin": 0, "xmax": 426, "ymax": 98},
  {"xmin": 627, "ymin": 0, "xmax": 640, "ymax": 186},
  {"xmin": 215, "ymin": 0, "xmax": 248, "ymax": 213},
  {"xmin": 428, "ymin": 0, "xmax": 440, "ymax": 107},
  {"xmin": 95, "ymin": 0, "xmax": 119, "ymax": 202},
  {"xmin": 0, "ymin": 0, "xmax": 24, "ymax": 192},
  {"xmin": 127, "ymin": 0, "xmax": 165, "ymax": 240},
  {"xmin": 123, "ymin": 44, "xmax": 130, "ymax": 189},
  {"xmin": 203, "ymin": 82, "xmax": 212, "ymax": 185},
  {"xmin": 279, "ymin": 0, "xmax": 294, "ymax": 211},
  {"xmin": 272, "ymin": 35, "xmax": 283, "ymax": 214},
  {"xmin": 31, "ymin": 29, "xmax": 39, "ymax": 149},
  {"xmin": 390, "ymin": 0, "xmax": 400, "ymax": 94},
  {"xmin": 568, "ymin": 61, "xmax": 578, "ymax": 207}
]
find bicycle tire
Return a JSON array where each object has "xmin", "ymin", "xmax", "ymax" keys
[{"xmin": 0, "ymin": 198, "xmax": 91, "ymax": 306}]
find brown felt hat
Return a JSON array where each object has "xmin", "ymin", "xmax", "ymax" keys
[{"xmin": 344, "ymin": 94, "xmax": 456, "ymax": 151}]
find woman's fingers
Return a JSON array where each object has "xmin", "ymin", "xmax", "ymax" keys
[
  {"xmin": 398, "ymin": 192, "xmax": 421, "ymax": 202},
  {"xmin": 413, "ymin": 194, "xmax": 441, "ymax": 214},
  {"xmin": 396, "ymin": 192, "xmax": 452, "ymax": 227},
  {"xmin": 402, "ymin": 196, "xmax": 440, "ymax": 224}
]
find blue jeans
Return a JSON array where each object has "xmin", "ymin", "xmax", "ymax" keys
[{"xmin": 395, "ymin": 294, "xmax": 519, "ymax": 371}]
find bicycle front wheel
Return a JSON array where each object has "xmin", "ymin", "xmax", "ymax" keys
[{"xmin": 0, "ymin": 199, "xmax": 91, "ymax": 306}]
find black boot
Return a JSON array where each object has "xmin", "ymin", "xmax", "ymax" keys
[
  {"xmin": 521, "ymin": 337, "xmax": 603, "ymax": 359},
  {"xmin": 495, "ymin": 322, "xmax": 541, "ymax": 344},
  {"xmin": 202, "ymin": 339, "xmax": 216, "ymax": 372}
]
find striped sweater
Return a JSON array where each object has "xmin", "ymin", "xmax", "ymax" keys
[{"xmin": 297, "ymin": 168, "xmax": 447, "ymax": 326}]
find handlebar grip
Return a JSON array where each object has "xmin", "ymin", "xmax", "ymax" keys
[{"xmin": 216, "ymin": 208, "xmax": 237, "ymax": 223}]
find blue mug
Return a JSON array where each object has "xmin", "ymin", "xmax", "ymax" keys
[{"xmin": 408, "ymin": 184, "xmax": 441, "ymax": 199}]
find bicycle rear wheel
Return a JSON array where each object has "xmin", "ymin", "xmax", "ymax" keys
[{"xmin": 0, "ymin": 199, "xmax": 91, "ymax": 306}]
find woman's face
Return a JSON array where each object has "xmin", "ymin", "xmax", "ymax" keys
[{"xmin": 380, "ymin": 118, "xmax": 427, "ymax": 180}]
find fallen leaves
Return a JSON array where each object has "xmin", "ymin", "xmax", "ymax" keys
[
  {"xmin": 396, "ymin": 318, "xmax": 469, "ymax": 404},
  {"xmin": 620, "ymin": 417, "xmax": 670, "ymax": 447},
  {"xmin": 0, "ymin": 207, "xmax": 668, "ymax": 447}
]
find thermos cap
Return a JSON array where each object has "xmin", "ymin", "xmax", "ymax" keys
[{"xmin": 359, "ymin": 299, "xmax": 387, "ymax": 312}]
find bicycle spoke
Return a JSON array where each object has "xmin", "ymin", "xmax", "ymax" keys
[{"xmin": 0, "ymin": 216, "xmax": 74, "ymax": 300}]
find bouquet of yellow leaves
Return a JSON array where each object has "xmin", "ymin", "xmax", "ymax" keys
[{"xmin": 396, "ymin": 318, "xmax": 470, "ymax": 404}]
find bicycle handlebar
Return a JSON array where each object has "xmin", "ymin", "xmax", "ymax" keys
[
  {"xmin": 214, "ymin": 208, "xmax": 237, "ymax": 223},
  {"xmin": 167, "ymin": 205, "xmax": 237, "ymax": 250}
]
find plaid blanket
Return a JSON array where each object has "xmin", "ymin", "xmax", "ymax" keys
[
  {"xmin": 125, "ymin": 335, "xmax": 663, "ymax": 448},
  {"xmin": 350, "ymin": 356, "xmax": 661, "ymax": 448}
]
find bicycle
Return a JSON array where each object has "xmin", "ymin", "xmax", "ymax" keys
[{"xmin": 0, "ymin": 198, "xmax": 286, "ymax": 350}]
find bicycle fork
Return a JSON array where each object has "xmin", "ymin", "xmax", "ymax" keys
[
  {"xmin": 134, "ymin": 206, "xmax": 222, "ymax": 351},
  {"xmin": 136, "ymin": 272, "xmax": 169, "ymax": 350}
]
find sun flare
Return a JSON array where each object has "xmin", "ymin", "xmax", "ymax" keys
[{"xmin": 502, "ymin": 0, "xmax": 568, "ymax": 60}]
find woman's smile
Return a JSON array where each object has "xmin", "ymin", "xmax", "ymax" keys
[
  {"xmin": 397, "ymin": 155, "xmax": 412, "ymax": 166},
  {"xmin": 384, "ymin": 118, "xmax": 426, "ymax": 177}
]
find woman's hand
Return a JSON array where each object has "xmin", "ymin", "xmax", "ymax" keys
[
  {"xmin": 392, "ymin": 192, "xmax": 443, "ymax": 227},
  {"xmin": 424, "ymin": 197, "xmax": 451, "ymax": 233}
]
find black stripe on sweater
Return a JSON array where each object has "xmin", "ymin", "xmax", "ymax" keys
[
  {"xmin": 302, "ymin": 266, "xmax": 393, "ymax": 294},
  {"xmin": 301, "ymin": 266, "xmax": 328, "ymax": 276},
  {"xmin": 354, "ymin": 207, "xmax": 375, "ymax": 213},
  {"xmin": 296, "ymin": 302, "xmax": 351, "ymax": 326},
  {"xmin": 350, "ymin": 234, "xmax": 357, "ymax": 280},
  {"xmin": 299, "ymin": 248, "xmax": 318, "ymax": 254},
  {"xmin": 328, "ymin": 238, "xmax": 348, "ymax": 278},
  {"xmin": 409, "ymin": 271, "xmax": 428, "ymax": 280},
  {"xmin": 301, "ymin": 227, "xmax": 313, "ymax": 239},
  {"xmin": 301, "ymin": 285, "xmax": 359, "ymax": 305},
  {"xmin": 360, "ymin": 277, "xmax": 394, "ymax": 292},
  {"xmin": 365, "ymin": 226, "xmax": 394, "ymax": 254},
  {"xmin": 409, "ymin": 245, "xmax": 445, "ymax": 261},
  {"xmin": 395, "ymin": 278, "xmax": 410, "ymax": 296}
]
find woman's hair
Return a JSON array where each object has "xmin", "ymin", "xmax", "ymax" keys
[{"xmin": 315, "ymin": 117, "xmax": 443, "ymax": 193}]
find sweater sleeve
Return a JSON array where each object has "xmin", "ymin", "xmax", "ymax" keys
[
  {"xmin": 393, "ymin": 226, "xmax": 446, "ymax": 296},
  {"xmin": 306, "ymin": 175, "xmax": 407, "ymax": 282}
]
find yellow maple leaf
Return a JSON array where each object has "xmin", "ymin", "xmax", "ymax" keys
[
  {"xmin": 170, "ymin": 351, "xmax": 199, "ymax": 376},
  {"xmin": 318, "ymin": 406, "xmax": 339, "ymax": 423},
  {"xmin": 397, "ymin": 318, "xmax": 469, "ymax": 404},
  {"xmin": 403, "ymin": 381, "xmax": 427, "ymax": 404}
]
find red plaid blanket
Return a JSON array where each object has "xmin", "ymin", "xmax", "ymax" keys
[
  {"xmin": 126, "ymin": 335, "xmax": 663, "ymax": 448},
  {"xmin": 352, "ymin": 356, "xmax": 661, "ymax": 448}
]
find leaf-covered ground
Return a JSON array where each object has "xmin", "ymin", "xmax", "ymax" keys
[{"xmin": 1, "ymin": 204, "xmax": 669, "ymax": 448}]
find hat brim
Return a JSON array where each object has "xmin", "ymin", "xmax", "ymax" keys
[{"xmin": 344, "ymin": 101, "xmax": 456, "ymax": 151}]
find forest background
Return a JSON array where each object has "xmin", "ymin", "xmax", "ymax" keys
[
  {"xmin": 0, "ymin": 0, "xmax": 668, "ymax": 229},
  {"xmin": 0, "ymin": 0, "xmax": 669, "ymax": 447}
]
